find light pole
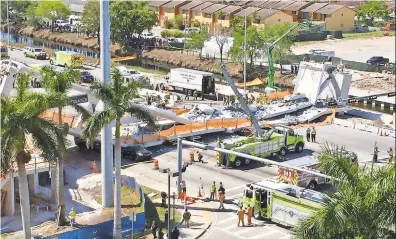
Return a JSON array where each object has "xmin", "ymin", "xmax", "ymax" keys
[
  {"xmin": 6, "ymin": 0, "xmax": 10, "ymax": 48},
  {"xmin": 99, "ymin": 0, "xmax": 113, "ymax": 207},
  {"xmin": 243, "ymin": 9, "xmax": 247, "ymax": 95}
]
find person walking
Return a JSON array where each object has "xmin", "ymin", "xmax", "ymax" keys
[
  {"xmin": 218, "ymin": 182, "xmax": 225, "ymax": 195},
  {"xmin": 311, "ymin": 126, "xmax": 316, "ymax": 143},
  {"xmin": 157, "ymin": 227, "xmax": 164, "ymax": 239},
  {"xmin": 193, "ymin": 89, "xmax": 198, "ymax": 100},
  {"xmin": 210, "ymin": 181, "xmax": 216, "ymax": 201},
  {"xmin": 246, "ymin": 204, "xmax": 253, "ymax": 226},
  {"xmin": 182, "ymin": 209, "xmax": 191, "ymax": 228},
  {"xmin": 160, "ymin": 191, "xmax": 167, "ymax": 208},
  {"xmin": 197, "ymin": 151, "xmax": 204, "ymax": 163},
  {"xmin": 306, "ymin": 127, "xmax": 311, "ymax": 142},
  {"xmin": 388, "ymin": 147, "xmax": 393, "ymax": 163},
  {"xmin": 151, "ymin": 221, "xmax": 158, "ymax": 239},
  {"xmin": 69, "ymin": 207, "xmax": 76, "ymax": 227},
  {"xmin": 218, "ymin": 193, "xmax": 225, "ymax": 210},
  {"xmin": 185, "ymin": 90, "xmax": 190, "ymax": 100},
  {"xmin": 237, "ymin": 207, "xmax": 245, "ymax": 227}
]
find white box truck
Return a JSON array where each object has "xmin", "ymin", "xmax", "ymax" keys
[{"xmin": 160, "ymin": 68, "xmax": 216, "ymax": 100}]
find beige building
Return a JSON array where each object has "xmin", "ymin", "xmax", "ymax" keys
[
  {"xmin": 180, "ymin": 1, "xmax": 205, "ymax": 27},
  {"xmin": 190, "ymin": 2, "xmax": 215, "ymax": 28},
  {"xmin": 313, "ymin": 4, "xmax": 356, "ymax": 31},
  {"xmin": 147, "ymin": 1, "xmax": 171, "ymax": 26},
  {"xmin": 280, "ymin": 1, "xmax": 314, "ymax": 22},
  {"xmin": 253, "ymin": 9, "xmax": 294, "ymax": 28},
  {"xmin": 214, "ymin": 5, "xmax": 243, "ymax": 28},
  {"xmin": 160, "ymin": 0, "xmax": 190, "ymax": 26}
]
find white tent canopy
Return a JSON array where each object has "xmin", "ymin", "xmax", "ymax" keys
[{"xmin": 218, "ymin": 87, "xmax": 247, "ymax": 96}]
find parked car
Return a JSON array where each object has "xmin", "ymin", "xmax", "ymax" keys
[
  {"xmin": 23, "ymin": 46, "xmax": 47, "ymax": 60},
  {"xmin": 74, "ymin": 137, "xmax": 152, "ymax": 161},
  {"xmin": 367, "ymin": 56, "xmax": 389, "ymax": 65},
  {"xmin": 184, "ymin": 27, "xmax": 200, "ymax": 34},
  {"xmin": 141, "ymin": 32, "xmax": 156, "ymax": 39},
  {"xmin": 55, "ymin": 19, "xmax": 69, "ymax": 27},
  {"xmin": 354, "ymin": 25, "xmax": 369, "ymax": 33},
  {"xmin": 80, "ymin": 71, "xmax": 94, "ymax": 83}
]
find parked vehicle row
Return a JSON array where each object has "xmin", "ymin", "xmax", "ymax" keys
[{"xmin": 74, "ymin": 137, "xmax": 153, "ymax": 162}]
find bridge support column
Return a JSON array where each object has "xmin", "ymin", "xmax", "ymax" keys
[
  {"xmin": 381, "ymin": 103, "xmax": 385, "ymax": 109},
  {"xmin": 390, "ymin": 105, "xmax": 394, "ymax": 111},
  {"xmin": 372, "ymin": 101, "xmax": 376, "ymax": 107},
  {"xmin": 363, "ymin": 100, "xmax": 367, "ymax": 105}
]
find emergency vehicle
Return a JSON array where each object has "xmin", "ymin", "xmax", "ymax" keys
[{"xmin": 242, "ymin": 178, "xmax": 324, "ymax": 227}]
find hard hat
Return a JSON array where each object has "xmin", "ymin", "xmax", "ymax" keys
[{"xmin": 71, "ymin": 207, "xmax": 75, "ymax": 211}]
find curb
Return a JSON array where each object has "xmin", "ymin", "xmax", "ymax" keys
[{"xmin": 195, "ymin": 222, "xmax": 212, "ymax": 239}]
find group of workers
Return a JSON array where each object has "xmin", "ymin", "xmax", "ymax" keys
[
  {"xmin": 185, "ymin": 89, "xmax": 199, "ymax": 101},
  {"xmin": 151, "ymin": 221, "xmax": 180, "ymax": 239},
  {"xmin": 209, "ymin": 181, "xmax": 226, "ymax": 209},
  {"xmin": 223, "ymin": 94, "xmax": 256, "ymax": 106},
  {"xmin": 306, "ymin": 126, "xmax": 317, "ymax": 143},
  {"xmin": 237, "ymin": 204, "xmax": 254, "ymax": 227},
  {"xmin": 145, "ymin": 92, "xmax": 169, "ymax": 108},
  {"xmin": 374, "ymin": 146, "xmax": 394, "ymax": 163}
]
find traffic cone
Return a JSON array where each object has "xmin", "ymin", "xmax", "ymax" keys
[
  {"xmin": 380, "ymin": 130, "xmax": 383, "ymax": 136},
  {"xmin": 197, "ymin": 187, "xmax": 202, "ymax": 198}
]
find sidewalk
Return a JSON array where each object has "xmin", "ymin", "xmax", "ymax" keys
[{"xmin": 151, "ymin": 197, "xmax": 215, "ymax": 239}]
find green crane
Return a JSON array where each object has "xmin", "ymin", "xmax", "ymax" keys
[{"xmin": 266, "ymin": 19, "xmax": 316, "ymax": 89}]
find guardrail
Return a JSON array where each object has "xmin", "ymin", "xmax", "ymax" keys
[{"xmin": 333, "ymin": 118, "xmax": 395, "ymax": 138}]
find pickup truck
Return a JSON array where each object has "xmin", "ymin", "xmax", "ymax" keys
[{"xmin": 367, "ymin": 56, "xmax": 389, "ymax": 65}]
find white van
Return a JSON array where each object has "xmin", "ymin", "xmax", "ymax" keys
[{"xmin": 308, "ymin": 49, "xmax": 335, "ymax": 60}]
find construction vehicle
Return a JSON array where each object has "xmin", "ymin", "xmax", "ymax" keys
[
  {"xmin": 266, "ymin": 19, "xmax": 315, "ymax": 89},
  {"xmin": 277, "ymin": 149, "xmax": 357, "ymax": 189},
  {"xmin": 242, "ymin": 178, "xmax": 324, "ymax": 227},
  {"xmin": 216, "ymin": 64, "xmax": 304, "ymax": 168}
]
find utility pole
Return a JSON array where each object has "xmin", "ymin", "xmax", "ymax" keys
[
  {"xmin": 167, "ymin": 169, "xmax": 171, "ymax": 236},
  {"xmin": 243, "ymin": 10, "xmax": 247, "ymax": 95},
  {"xmin": 99, "ymin": 0, "xmax": 113, "ymax": 207},
  {"xmin": 177, "ymin": 137, "xmax": 183, "ymax": 195},
  {"xmin": 6, "ymin": 0, "xmax": 10, "ymax": 48}
]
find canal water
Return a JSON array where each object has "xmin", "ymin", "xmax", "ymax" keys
[{"xmin": 1, "ymin": 33, "xmax": 393, "ymax": 115}]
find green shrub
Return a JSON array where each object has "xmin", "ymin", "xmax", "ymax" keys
[
  {"xmin": 192, "ymin": 19, "xmax": 201, "ymax": 28},
  {"xmin": 161, "ymin": 29, "xmax": 184, "ymax": 38},
  {"xmin": 164, "ymin": 19, "xmax": 174, "ymax": 29},
  {"xmin": 174, "ymin": 14, "xmax": 185, "ymax": 30}
]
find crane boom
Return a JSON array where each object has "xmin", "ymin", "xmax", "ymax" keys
[
  {"xmin": 267, "ymin": 19, "xmax": 315, "ymax": 88},
  {"xmin": 219, "ymin": 63, "xmax": 264, "ymax": 137}
]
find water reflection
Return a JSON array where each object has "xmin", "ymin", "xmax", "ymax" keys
[{"xmin": 1, "ymin": 32, "xmax": 99, "ymax": 58}]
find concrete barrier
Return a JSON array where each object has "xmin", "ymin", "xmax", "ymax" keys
[
  {"xmin": 355, "ymin": 123, "xmax": 379, "ymax": 134},
  {"xmin": 333, "ymin": 118, "xmax": 355, "ymax": 128},
  {"xmin": 380, "ymin": 127, "xmax": 396, "ymax": 138}
]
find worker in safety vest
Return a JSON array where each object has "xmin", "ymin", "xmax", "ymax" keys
[
  {"xmin": 193, "ymin": 89, "xmax": 198, "ymax": 100},
  {"xmin": 311, "ymin": 126, "xmax": 316, "ymax": 143},
  {"xmin": 237, "ymin": 207, "xmax": 245, "ymax": 226},
  {"xmin": 69, "ymin": 207, "xmax": 76, "ymax": 227},
  {"xmin": 210, "ymin": 181, "xmax": 216, "ymax": 201},
  {"xmin": 246, "ymin": 204, "xmax": 253, "ymax": 226},
  {"xmin": 387, "ymin": 147, "xmax": 393, "ymax": 163}
]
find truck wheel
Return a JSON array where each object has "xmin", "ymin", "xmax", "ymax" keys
[
  {"xmin": 279, "ymin": 147, "xmax": 287, "ymax": 156},
  {"xmin": 295, "ymin": 143, "xmax": 304, "ymax": 153},
  {"xmin": 244, "ymin": 158, "xmax": 251, "ymax": 165},
  {"xmin": 307, "ymin": 181, "xmax": 317, "ymax": 190},
  {"xmin": 50, "ymin": 60, "xmax": 54, "ymax": 65},
  {"xmin": 234, "ymin": 157, "xmax": 243, "ymax": 167}
]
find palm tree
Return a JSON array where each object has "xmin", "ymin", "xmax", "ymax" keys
[
  {"xmin": 40, "ymin": 66, "xmax": 91, "ymax": 226},
  {"xmin": 294, "ymin": 144, "xmax": 396, "ymax": 239},
  {"xmin": 1, "ymin": 73, "xmax": 67, "ymax": 239},
  {"xmin": 82, "ymin": 69, "xmax": 156, "ymax": 239}
]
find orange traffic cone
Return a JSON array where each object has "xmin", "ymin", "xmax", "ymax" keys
[
  {"xmin": 380, "ymin": 130, "xmax": 383, "ymax": 136},
  {"xmin": 197, "ymin": 187, "xmax": 202, "ymax": 198},
  {"xmin": 92, "ymin": 161, "xmax": 99, "ymax": 174}
]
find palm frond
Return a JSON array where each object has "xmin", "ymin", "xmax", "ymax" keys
[
  {"xmin": 82, "ymin": 109, "xmax": 117, "ymax": 146},
  {"xmin": 14, "ymin": 72, "xmax": 31, "ymax": 101},
  {"xmin": 67, "ymin": 99, "xmax": 92, "ymax": 121},
  {"xmin": 90, "ymin": 81, "xmax": 115, "ymax": 105}
]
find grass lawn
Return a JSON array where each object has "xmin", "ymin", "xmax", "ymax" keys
[
  {"xmin": 295, "ymin": 31, "xmax": 395, "ymax": 46},
  {"xmin": 124, "ymin": 185, "xmax": 181, "ymax": 239}
]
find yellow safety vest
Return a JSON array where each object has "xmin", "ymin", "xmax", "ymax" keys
[
  {"xmin": 211, "ymin": 185, "xmax": 216, "ymax": 192},
  {"xmin": 69, "ymin": 210, "xmax": 76, "ymax": 219}
]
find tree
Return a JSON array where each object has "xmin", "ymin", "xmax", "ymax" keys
[
  {"xmin": 82, "ymin": 70, "xmax": 156, "ymax": 239},
  {"xmin": 174, "ymin": 14, "xmax": 184, "ymax": 30},
  {"xmin": 1, "ymin": 73, "xmax": 67, "ymax": 239},
  {"xmin": 228, "ymin": 26, "xmax": 264, "ymax": 68},
  {"xmin": 25, "ymin": 2, "xmax": 40, "ymax": 28},
  {"xmin": 294, "ymin": 144, "xmax": 396, "ymax": 239},
  {"xmin": 81, "ymin": 0, "xmax": 100, "ymax": 43},
  {"xmin": 34, "ymin": 0, "xmax": 70, "ymax": 31},
  {"xmin": 1, "ymin": 0, "xmax": 32, "ymax": 23},
  {"xmin": 356, "ymin": 1, "xmax": 390, "ymax": 24},
  {"xmin": 110, "ymin": 1, "xmax": 157, "ymax": 48},
  {"xmin": 40, "ymin": 66, "xmax": 90, "ymax": 226},
  {"xmin": 213, "ymin": 25, "xmax": 231, "ymax": 62},
  {"xmin": 184, "ymin": 31, "xmax": 209, "ymax": 57},
  {"xmin": 262, "ymin": 24, "xmax": 295, "ymax": 74}
]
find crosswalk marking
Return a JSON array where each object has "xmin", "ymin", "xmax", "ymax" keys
[
  {"xmin": 248, "ymin": 230, "xmax": 280, "ymax": 239},
  {"xmin": 216, "ymin": 213, "xmax": 238, "ymax": 226},
  {"xmin": 234, "ymin": 226, "xmax": 257, "ymax": 235},
  {"xmin": 221, "ymin": 222, "xmax": 240, "ymax": 231}
]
